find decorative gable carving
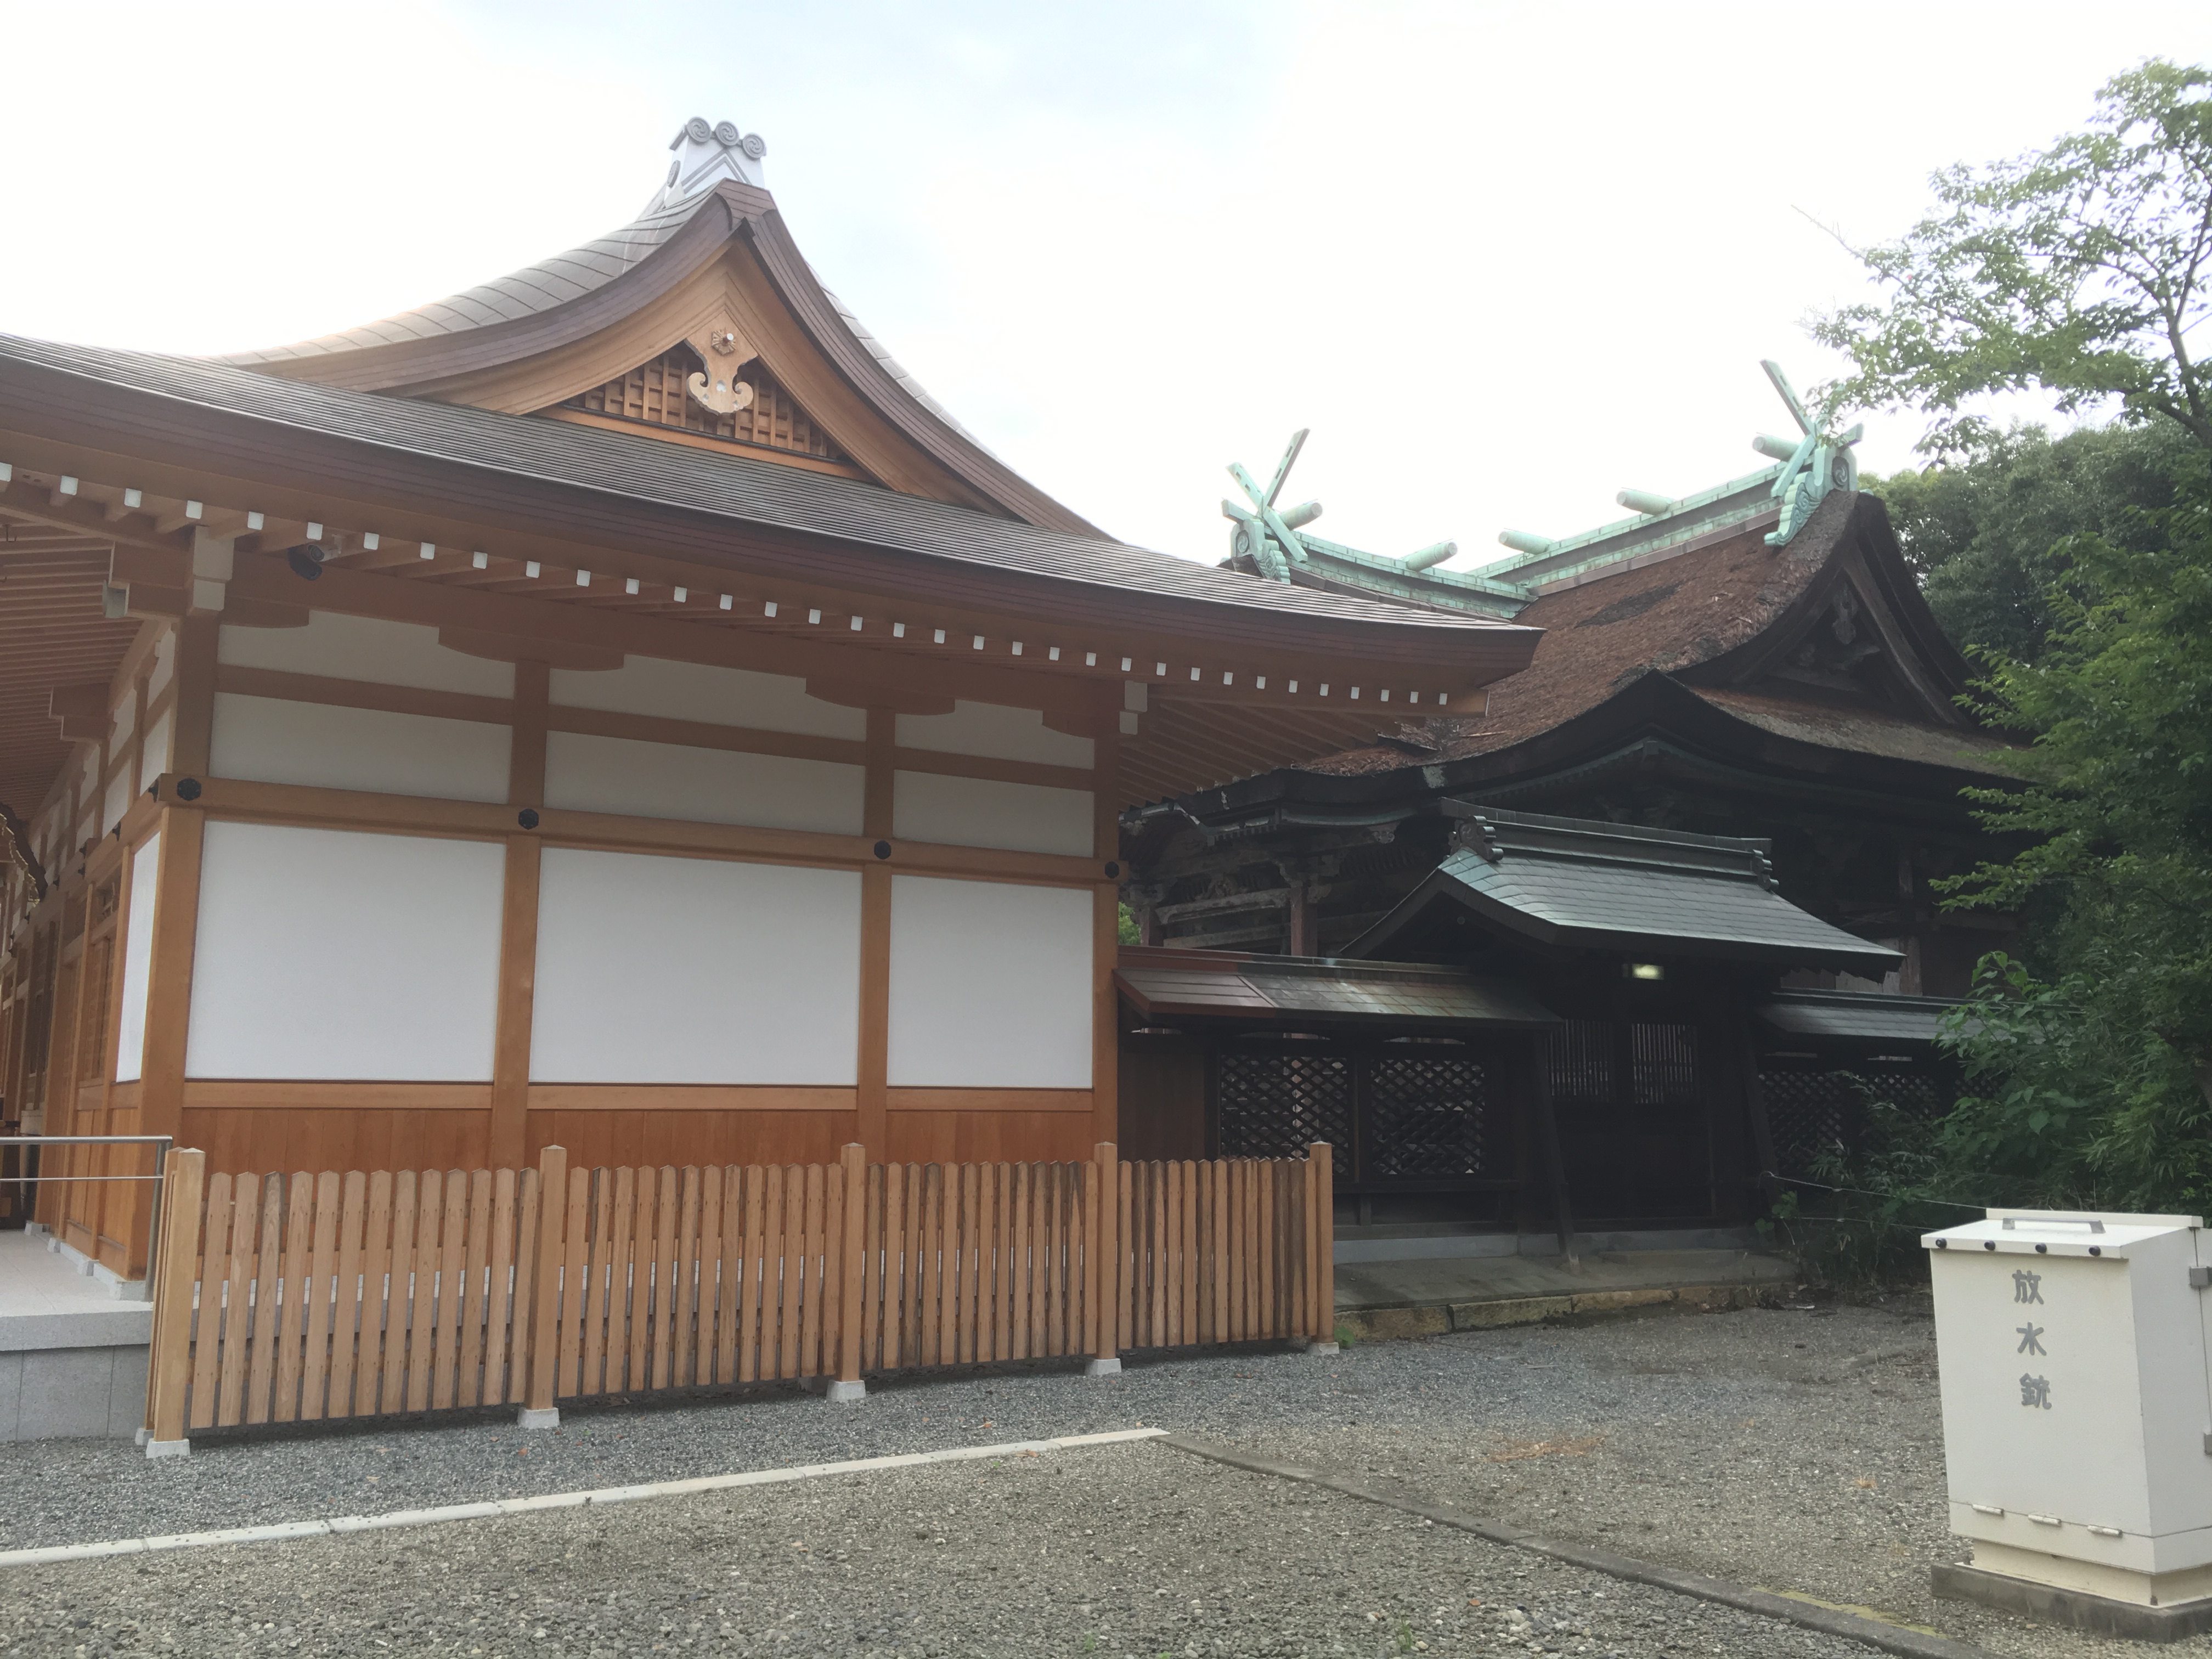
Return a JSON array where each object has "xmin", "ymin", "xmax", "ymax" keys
[{"xmin": 551, "ymin": 344, "xmax": 857, "ymax": 471}]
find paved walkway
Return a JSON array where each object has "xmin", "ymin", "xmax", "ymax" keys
[{"xmin": 0, "ymin": 1231, "xmax": 150, "ymax": 1351}]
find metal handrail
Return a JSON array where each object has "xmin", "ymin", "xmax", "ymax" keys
[{"xmin": 1, "ymin": 1135, "xmax": 173, "ymax": 1289}]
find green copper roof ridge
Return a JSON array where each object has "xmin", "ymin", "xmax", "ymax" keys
[{"xmin": 1467, "ymin": 464, "xmax": 1784, "ymax": 583}]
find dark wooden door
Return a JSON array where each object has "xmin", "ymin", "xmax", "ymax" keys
[{"xmin": 1548, "ymin": 1019, "xmax": 1714, "ymax": 1221}]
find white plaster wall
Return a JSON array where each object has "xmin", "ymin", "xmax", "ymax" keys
[
  {"xmin": 887, "ymin": 876, "xmax": 1092, "ymax": 1088},
  {"xmin": 891, "ymin": 771, "xmax": 1094, "ymax": 857},
  {"xmin": 531, "ymin": 849, "xmax": 862, "ymax": 1085},
  {"xmin": 186, "ymin": 823, "xmax": 505, "ymax": 1080},
  {"xmin": 218, "ymin": 612, "xmax": 516, "ymax": 697},
  {"xmin": 896, "ymin": 701, "xmax": 1093, "ymax": 768},
  {"xmin": 210, "ymin": 693, "xmax": 511, "ymax": 803},
  {"xmin": 550, "ymin": 655, "xmax": 865, "ymax": 740},
  {"xmin": 113, "ymin": 833, "xmax": 161, "ymax": 1084},
  {"xmin": 545, "ymin": 731, "xmax": 864, "ymax": 835},
  {"xmin": 137, "ymin": 712, "xmax": 172, "ymax": 792},
  {"xmin": 100, "ymin": 771, "xmax": 131, "ymax": 837}
]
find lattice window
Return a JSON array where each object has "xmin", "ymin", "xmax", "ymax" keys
[
  {"xmin": 1547, "ymin": 1019, "xmax": 1614, "ymax": 1105},
  {"xmin": 1629, "ymin": 1023, "xmax": 1699, "ymax": 1105},
  {"xmin": 1367, "ymin": 1057, "xmax": 1488, "ymax": 1178},
  {"xmin": 562, "ymin": 347, "xmax": 853, "ymax": 463},
  {"xmin": 1760, "ymin": 1066, "xmax": 1953, "ymax": 1180},
  {"xmin": 1216, "ymin": 1052, "xmax": 1353, "ymax": 1158},
  {"xmin": 74, "ymin": 935, "xmax": 111, "ymax": 1083}
]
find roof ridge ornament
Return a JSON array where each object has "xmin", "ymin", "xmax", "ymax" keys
[
  {"xmin": 1758, "ymin": 360, "xmax": 1861, "ymax": 548},
  {"xmin": 1221, "ymin": 430, "xmax": 1457, "ymax": 584},
  {"xmin": 648, "ymin": 116, "xmax": 768, "ymax": 213}
]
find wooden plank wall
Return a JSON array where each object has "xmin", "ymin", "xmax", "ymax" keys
[{"xmin": 145, "ymin": 1141, "xmax": 1334, "ymax": 1441}]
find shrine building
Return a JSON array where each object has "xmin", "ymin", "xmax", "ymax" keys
[{"xmin": 0, "ymin": 120, "xmax": 1539, "ymax": 1280}]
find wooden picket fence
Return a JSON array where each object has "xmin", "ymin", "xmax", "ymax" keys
[{"xmin": 142, "ymin": 1141, "xmax": 1334, "ymax": 1442}]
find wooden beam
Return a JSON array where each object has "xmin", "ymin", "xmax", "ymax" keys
[{"xmin": 855, "ymin": 708, "xmax": 894, "ymax": 1160}]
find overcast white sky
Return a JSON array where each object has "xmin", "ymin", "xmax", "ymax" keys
[{"xmin": 2, "ymin": 2, "xmax": 2206, "ymax": 567}]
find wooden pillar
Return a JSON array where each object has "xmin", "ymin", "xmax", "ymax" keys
[
  {"xmin": 143, "ymin": 1146, "xmax": 205, "ymax": 1453},
  {"xmin": 522, "ymin": 1142, "xmax": 567, "ymax": 1421},
  {"xmin": 1742, "ymin": 1020, "xmax": 1784, "ymax": 1213},
  {"xmin": 137, "ymin": 805, "xmax": 206, "ymax": 1146},
  {"xmin": 1307, "ymin": 1140, "xmax": 1335, "ymax": 1343},
  {"xmin": 1090, "ymin": 1140, "xmax": 1119, "ymax": 1365},
  {"xmin": 1529, "ymin": 1036, "xmax": 1579, "ymax": 1266},
  {"xmin": 837, "ymin": 1142, "xmax": 866, "ymax": 1383},
  {"xmin": 1091, "ymin": 721, "xmax": 1121, "ymax": 1149},
  {"xmin": 492, "ymin": 662, "xmax": 550, "ymax": 1171},
  {"xmin": 856, "ymin": 710, "xmax": 895, "ymax": 1160},
  {"xmin": 168, "ymin": 614, "xmax": 218, "ymax": 777},
  {"xmin": 489, "ymin": 839, "xmax": 541, "ymax": 1170}
]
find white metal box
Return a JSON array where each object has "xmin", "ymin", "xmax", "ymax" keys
[{"xmin": 1925, "ymin": 1208, "xmax": 2212, "ymax": 1609}]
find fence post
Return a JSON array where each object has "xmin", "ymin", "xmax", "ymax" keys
[
  {"xmin": 520, "ymin": 1144, "xmax": 567, "ymax": 1427},
  {"xmin": 1306, "ymin": 1142, "xmax": 1338, "ymax": 1353},
  {"xmin": 1086, "ymin": 1142, "xmax": 1120, "ymax": 1376},
  {"xmin": 826, "ymin": 1143, "xmax": 867, "ymax": 1401},
  {"xmin": 142, "ymin": 1147, "xmax": 205, "ymax": 1457}
]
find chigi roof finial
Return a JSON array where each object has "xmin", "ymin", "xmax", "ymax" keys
[{"xmin": 648, "ymin": 117, "xmax": 768, "ymax": 212}]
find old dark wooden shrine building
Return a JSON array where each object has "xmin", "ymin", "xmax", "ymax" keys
[{"xmin": 1117, "ymin": 400, "xmax": 2011, "ymax": 1237}]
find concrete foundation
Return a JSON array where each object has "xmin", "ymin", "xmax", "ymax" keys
[
  {"xmin": 1934, "ymin": 1561, "xmax": 2212, "ymax": 1643},
  {"xmin": 516, "ymin": 1407, "xmax": 560, "ymax": 1430},
  {"xmin": 1084, "ymin": 1357, "xmax": 1122, "ymax": 1377},
  {"xmin": 0, "ymin": 1231, "xmax": 153, "ymax": 1441}
]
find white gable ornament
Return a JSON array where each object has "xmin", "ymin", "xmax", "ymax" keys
[{"xmin": 647, "ymin": 116, "xmax": 768, "ymax": 213}]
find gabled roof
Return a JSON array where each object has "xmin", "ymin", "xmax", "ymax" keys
[
  {"xmin": 1127, "ymin": 491, "xmax": 2018, "ymax": 847},
  {"xmin": 210, "ymin": 174, "xmax": 1092, "ymax": 534},
  {"xmin": 1346, "ymin": 808, "xmax": 1903, "ymax": 973},
  {"xmin": 1115, "ymin": 945, "xmax": 1559, "ymax": 1029}
]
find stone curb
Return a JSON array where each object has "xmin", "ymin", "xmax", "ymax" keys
[
  {"xmin": 0, "ymin": 1429, "xmax": 1169, "ymax": 1571},
  {"xmin": 1341, "ymin": 1281, "xmax": 1776, "ymax": 1342},
  {"xmin": 1155, "ymin": 1434, "xmax": 1993, "ymax": 1659}
]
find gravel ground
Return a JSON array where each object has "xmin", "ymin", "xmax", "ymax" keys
[
  {"xmin": 3, "ymin": 1436, "xmax": 1899, "ymax": 1658},
  {"xmin": 0, "ymin": 1297, "xmax": 2196, "ymax": 1658}
]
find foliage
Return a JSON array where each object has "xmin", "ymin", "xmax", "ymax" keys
[
  {"xmin": 1814, "ymin": 60, "xmax": 2212, "ymax": 459},
  {"xmin": 1807, "ymin": 59, "xmax": 2212, "ymax": 1232},
  {"xmin": 1759, "ymin": 1077, "xmax": 1961, "ymax": 1289},
  {"xmin": 1862, "ymin": 419, "xmax": 2193, "ymax": 660},
  {"xmin": 1118, "ymin": 902, "xmax": 1142, "ymax": 945}
]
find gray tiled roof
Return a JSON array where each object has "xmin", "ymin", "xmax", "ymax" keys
[
  {"xmin": 1116, "ymin": 949, "xmax": 1558, "ymax": 1028},
  {"xmin": 1353, "ymin": 808, "xmax": 1902, "ymax": 971},
  {"xmin": 216, "ymin": 200, "xmax": 704, "ymax": 365},
  {"xmin": 0, "ymin": 332, "xmax": 1528, "ymax": 638},
  {"xmin": 1759, "ymin": 990, "xmax": 1962, "ymax": 1045},
  {"xmin": 213, "ymin": 195, "xmax": 977, "ymax": 448}
]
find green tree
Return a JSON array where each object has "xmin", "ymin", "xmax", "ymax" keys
[
  {"xmin": 1817, "ymin": 60, "xmax": 2212, "ymax": 1212},
  {"xmin": 1814, "ymin": 60, "xmax": 2211, "ymax": 457},
  {"xmin": 1864, "ymin": 419, "xmax": 2193, "ymax": 660}
]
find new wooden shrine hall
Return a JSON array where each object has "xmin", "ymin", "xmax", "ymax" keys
[{"xmin": 0, "ymin": 120, "xmax": 1540, "ymax": 1280}]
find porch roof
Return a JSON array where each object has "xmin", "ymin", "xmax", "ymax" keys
[
  {"xmin": 1115, "ymin": 946, "xmax": 1560, "ymax": 1030},
  {"xmin": 1347, "ymin": 808, "xmax": 1904, "ymax": 974},
  {"xmin": 1758, "ymin": 989, "xmax": 1963, "ymax": 1046}
]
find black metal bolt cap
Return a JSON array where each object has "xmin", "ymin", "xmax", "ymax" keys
[
  {"xmin": 873, "ymin": 840, "xmax": 893, "ymax": 860},
  {"xmin": 1104, "ymin": 861, "xmax": 1120, "ymax": 878},
  {"xmin": 175, "ymin": 777, "xmax": 202, "ymax": 801},
  {"xmin": 517, "ymin": 809, "xmax": 540, "ymax": 829}
]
